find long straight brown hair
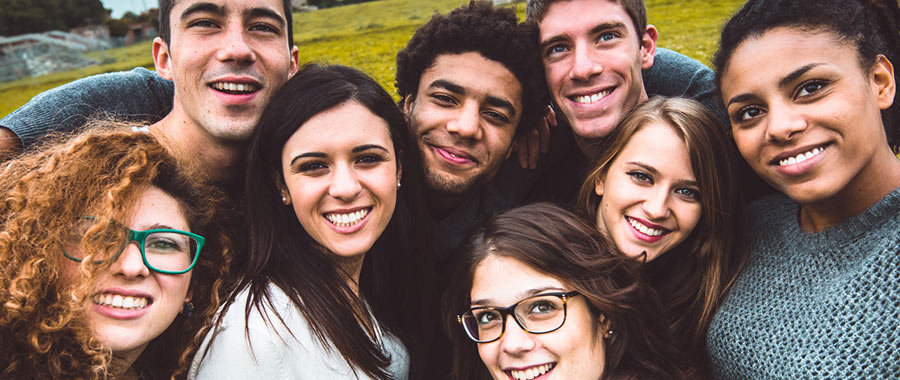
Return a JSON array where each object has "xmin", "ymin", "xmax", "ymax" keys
[{"xmin": 577, "ymin": 96, "xmax": 747, "ymax": 370}]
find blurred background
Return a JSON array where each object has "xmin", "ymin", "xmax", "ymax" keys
[{"xmin": 0, "ymin": 0, "xmax": 745, "ymax": 117}]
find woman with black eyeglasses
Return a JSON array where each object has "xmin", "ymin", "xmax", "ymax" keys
[
  {"xmin": 0, "ymin": 127, "xmax": 230, "ymax": 380},
  {"xmin": 445, "ymin": 203, "xmax": 693, "ymax": 380}
]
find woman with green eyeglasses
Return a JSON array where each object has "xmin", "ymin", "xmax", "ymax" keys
[
  {"xmin": 446, "ymin": 203, "xmax": 693, "ymax": 380},
  {"xmin": 0, "ymin": 127, "xmax": 230, "ymax": 380}
]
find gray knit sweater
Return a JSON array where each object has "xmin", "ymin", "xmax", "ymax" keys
[{"xmin": 707, "ymin": 186, "xmax": 900, "ymax": 379}]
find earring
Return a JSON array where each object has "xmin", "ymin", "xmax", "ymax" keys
[
  {"xmin": 397, "ymin": 181, "xmax": 402, "ymax": 189},
  {"xmin": 281, "ymin": 195, "xmax": 288, "ymax": 203},
  {"xmin": 604, "ymin": 329, "xmax": 614, "ymax": 339},
  {"xmin": 182, "ymin": 302, "xmax": 194, "ymax": 318}
]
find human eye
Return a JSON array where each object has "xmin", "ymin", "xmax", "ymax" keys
[
  {"xmin": 597, "ymin": 31, "xmax": 618, "ymax": 42},
  {"xmin": 544, "ymin": 43, "xmax": 569, "ymax": 59},
  {"xmin": 355, "ymin": 154, "xmax": 386, "ymax": 166},
  {"xmin": 795, "ymin": 80, "xmax": 827, "ymax": 98},
  {"xmin": 734, "ymin": 106, "xmax": 765, "ymax": 123},
  {"xmin": 297, "ymin": 161, "xmax": 328, "ymax": 174},
  {"xmin": 145, "ymin": 234, "xmax": 185, "ymax": 253},
  {"xmin": 474, "ymin": 309, "xmax": 501, "ymax": 326},
  {"xmin": 675, "ymin": 187, "xmax": 701, "ymax": 201},
  {"xmin": 627, "ymin": 170, "xmax": 653, "ymax": 184},
  {"xmin": 188, "ymin": 19, "xmax": 219, "ymax": 29},
  {"xmin": 249, "ymin": 22, "xmax": 279, "ymax": 34},
  {"xmin": 527, "ymin": 300, "xmax": 558, "ymax": 315},
  {"xmin": 430, "ymin": 93, "xmax": 457, "ymax": 106},
  {"xmin": 483, "ymin": 110, "xmax": 510, "ymax": 124}
]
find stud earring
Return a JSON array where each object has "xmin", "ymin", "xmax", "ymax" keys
[
  {"xmin": 281, "ymin": 194, "xmax": 289, "ymax": 205},
  {"xmin": 397, "ymin": 181, "xmax": 402, "ymax": 189},
  {"xmin": 604, "ymin": 329, "xmax": 614, "ymax": 339}
]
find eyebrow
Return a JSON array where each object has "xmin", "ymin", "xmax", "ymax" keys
[
  {"xmin": 289, "ymin": 144, "xmax": 389, "ymax": 166},
  {"xmin": 428, "ymin": 79, "xmax": 517, "ymax": 118},
  {"xmin": 628, "ymin": 161, "xmax": 699, "ymax": 188},
  {"xmin": 244, "ymin": 7, "xmax": 286, "ymax": 29},
  {"xmin": 180, "ymin": 2, "xmax": 225, "ymax": 21},
  {"xmin": 470, "ymin": 286, "xmax": 565, "ymax": 306},
  {"xmin": 540, "ymin": 21, "xmax": 627, "ymax": 49},
  {"xmin": 726, "ymin": 63, "xmax": 824, "ymax": 106}
]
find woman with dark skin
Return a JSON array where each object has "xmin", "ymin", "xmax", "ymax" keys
[{"xmin": 708, "ymin": 0, "xmax": 900, "ymax": 378}]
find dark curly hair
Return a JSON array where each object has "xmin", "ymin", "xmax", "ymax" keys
[
  {"xmin": 714, "ymin": 0, "xmax": 900, "ymax": 147},
  {"xmin": 395, "ymin": 0, "xmax": 547, "ymax": 136}
]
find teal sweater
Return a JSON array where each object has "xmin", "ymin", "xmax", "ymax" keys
[{"xmin": 707, "ymin": 186, "xmax": 900, "ymax": 379}]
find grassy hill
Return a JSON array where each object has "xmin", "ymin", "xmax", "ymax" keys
[{"xmin": 0, "ymin": 0, "xmax": 745, "ymax": 117}]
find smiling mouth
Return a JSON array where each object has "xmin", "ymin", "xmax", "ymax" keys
[
  {"xmin": 776, "ymin": 144, "xmax": 829, "ymax": 167},
  {"xmin": 627, "ymin": 216, "xmax": 669, "ymax": 237},
  {"xmin": 92, "ymin": 293, "xmax": 151, "ymax": 310},
  {"xmin": 508, "ymin": 363, "xmax": 555, "ymax": 380},
  {"xmin": 324, "ymin": 208, "xmax": 371, "ymax": 228},
  {"xmin": 432, "ymin": 145, "xmax": 477, "ymax": 165},
  {"xmin": 210, "ymin": 81, "xmax": 260, "ymax": 95},
  {"xmin": 571, "ymin": 89, "xmax": 612, "ymax": 105}
]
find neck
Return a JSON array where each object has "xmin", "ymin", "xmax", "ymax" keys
[
  {"xmin": 335, "ymin": 253, "xmax": 366, "ymax": 296},
  {"xmin": 151, "ymin": 109, "xmax": 245, "ymax": 182},
  {"xmin": 426, "ymin": 188, "xmax": 467, "ymax": 219},
  {"xmin": 798, "ymin": 147, "xmax": 900, "ymax": 232}
]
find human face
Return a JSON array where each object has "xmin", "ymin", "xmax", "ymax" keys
[
  {"xmin": 59, "ymin": 186, "xmax": 193, "ymax": 366},
  {"xmin": 404, "ymin": 52, "xmax": 522, "ymax": 197},
  {"xmin": 594, "ymin": 123, "xmax": 702, "ymax": 261},
  {"xmin": 721, "ymin": 28, "xmax": 897, "ymax": 210},
  {"xmin": 153, "ymin": 0, "xmax": 299, "ymax": 143},
  {"xmin": 539, "ymin": 0, "xmax": 656, "ymax": 143},
  {"xmin": 471, "ymin": 255, "xmax": 606, "ymax": 380},
  {"xmin": 281, "ymin": 102, "xmax": 399, "ymax": 273}
]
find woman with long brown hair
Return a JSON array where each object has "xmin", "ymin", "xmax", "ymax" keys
[
  {"xmin": 577, "ymin": 96, "xmax": 745, "ymax": 373},
  {"xmin": 0, "ymin": 127, "xmax": 230, "ymax": 379}
]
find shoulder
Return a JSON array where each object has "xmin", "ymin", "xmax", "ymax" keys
[{"xmin": 643, "ymin": 48, "xmax": 728, "ymax": 124}]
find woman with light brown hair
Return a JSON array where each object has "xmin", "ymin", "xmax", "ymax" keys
[
  {"xmin": 0, "ymin": 127, "xmax": 231, "ymax": 380},
  {"xmin": 576, "ymin": 96, "xmax": 745, "ymax": 373}
]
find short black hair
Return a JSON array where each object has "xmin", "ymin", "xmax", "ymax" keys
[
  {"xmin": 395, "ymin": 1, "xmax": 547, "ymax": 136},
  {"xmin": 714, "ymin": 0, "xmax": 900, "ymax": 146},
  {"xmin": 159, "ymin": 0, "xmax": 294, "ymax": 47}
]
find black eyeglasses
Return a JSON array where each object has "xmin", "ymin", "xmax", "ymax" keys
[
  {"xmin": 63, "ymin": 216, "xmax": 204, "ymax": 274},
  {"xmin": 457, "ymin": 291, "xmax": 581, "ymax": 343}
]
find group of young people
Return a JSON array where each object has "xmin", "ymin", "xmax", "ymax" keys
[{"xmin": 0, "ymin": 0, "xmax": 898, "ymax": 379}]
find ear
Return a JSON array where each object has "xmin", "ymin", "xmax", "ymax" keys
[
  {"xmin": 402, "ymin": 95, "xmax": 415, "ymax": 116},
  {"xmin": 639, "ymin": 25, "xmax": 658, "ymax": 70},
  {"xmin": 871, "ymin": 54, "xmax": 896, "ymax": 110},
  {"xmin": 152, "ymin": 37, "xmax": 174, "ymax": 81},
  {"xmin": 594, "ymin": 175, "xmax": 606, "ymax": 197},
  {"xmin": 598, "ymin": 312, "xmax": 611, "ymax": 334},
  {"xmin": 396, "ymin": 163, "xmax": 403, "ymax": 186},
  {"xmin": 273, "ymin": 171, "xmax": 292, "ymax": 205},
  {"xmin": 289, "ymin": 45, "xmax": 300, "ymax": 78},
  {"xmin": 184, "ymin": 289, "xmax": 192, "ymax": 304}
]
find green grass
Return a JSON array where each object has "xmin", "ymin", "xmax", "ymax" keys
[{"xmin": 0, "ymin": 0, "xmax": 745, "ymax": 117}]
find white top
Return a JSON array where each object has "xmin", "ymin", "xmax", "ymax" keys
[{"xmin": 187, "ymin": 283, "xmax": 409, "ymax": 380}]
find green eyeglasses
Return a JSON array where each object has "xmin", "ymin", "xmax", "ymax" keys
[{"xmin": 63, "ymin": 216, "xmax": 205, "ymax": 274}]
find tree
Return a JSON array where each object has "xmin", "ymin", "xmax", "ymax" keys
[{"xmin": 0, "ymin": 0, "xmax": 107, "ymax": 36}]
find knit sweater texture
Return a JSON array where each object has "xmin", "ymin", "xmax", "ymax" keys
[{"xmin": 707, "ymin": 186, "xmax": 900, "ymax": 379}]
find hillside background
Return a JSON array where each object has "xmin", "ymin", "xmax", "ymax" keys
[{"xmin": 0, "ymin": 0, "xmax": 745, "ymax": 117}]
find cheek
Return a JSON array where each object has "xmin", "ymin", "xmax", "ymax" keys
[
  {"xmin": 476, "ymin": 342, "xmax": 500, "ymax": 369},
  {"xmin": 679, "ymin": 203, "xmax": 703, "ymax": 236}
]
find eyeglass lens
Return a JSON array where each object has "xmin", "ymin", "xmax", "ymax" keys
[
  {"xmin": 461, "ymin": 294, "xmax": 567, "ymax": 342},
  {"xmin": 67, "ymin": 218, "xmax": 198, "ymax": 272}
]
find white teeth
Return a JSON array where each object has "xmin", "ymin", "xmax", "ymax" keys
[
  {"xmin": 325, "ymin": 209, "xmax": 370, "ymax": 228},
  {"xmin": 509, "ymin": 363, "xmax": 553, "ymax": 380},
  {"xmin": 92, "ymin": 294, "xmax": 150, "ymax": 310},
  {"xmin": 628, "ymin": 217, "xmax": 665, "ymax": 237},
  {"xmin": 212, "ymin": 82, "xmax": 259, "ymax": 93},
  {"xmin": 778, "ymin": 146, "xmax": 826, "ymax": 166},
  {"xmin": 573, "ymin": 90, "xmax": 611, "ymax": 104}
]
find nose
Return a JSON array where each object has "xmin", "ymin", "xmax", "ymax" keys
[
  {"xmin": 329, "ymin": 163, "xmax": 362, "ymax": 201},
  {"xmin": 111, "ymin": 242, "xmax": 150, "ymax": 279},
  {"xmin": 446, "ymin": 102, "xmax": 483, "ymax": 140},
  {"xmin": 642, "ymin": 187, "xmax": 672, "ymax": 220},
  {"xmin": 765, "ymin": 103, "xmax": 808, "ymax": 143},
  {"xmin": 569, "ymin": 42, "xmax": 603, "ymax": 81},
  {"xmin": 216, "ymin": 21, "xmax": 257, "ymax": 64},
  {"xmin": 498, "ymin": 314, "xmax": 536, "ymax": 354}
]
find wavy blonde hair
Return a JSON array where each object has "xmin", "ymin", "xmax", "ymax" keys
[{"xmin": 0, "ymin": 125, "xmax": 231, "ymax": 380}]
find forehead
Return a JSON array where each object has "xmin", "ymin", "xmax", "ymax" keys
[
  {"xmin": 283, "ymin": 102, "xmax": 393, "ymax": 153},
  {"xmin": 614, "ymin": 122, "xmax": 693, "ymax": 174},
  {"xmin": 419, "ymin": 52, "xmax": 523, "ymax": 107},
  {"xmin": 539, "ymin": 0, "xmax": 635, "ymax": 40},
  {"xmin": 170, "ymin": 0, "xmax": 287, "ymax": 21},
  {"xmin": 130, "ymin": 186, "xmax": 190, "ymax": 231},
  {"xmin": 721, "ymin": 27, "xmax": 859, "ymax": 99},
  {"xmin": 471, "ymin": 255, "xmax": 565, "ymax": 305}
]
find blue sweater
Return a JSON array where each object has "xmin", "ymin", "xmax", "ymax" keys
[{"xmin": 707, "ymin": 186, "xmax": 900, "ymax": 379}]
